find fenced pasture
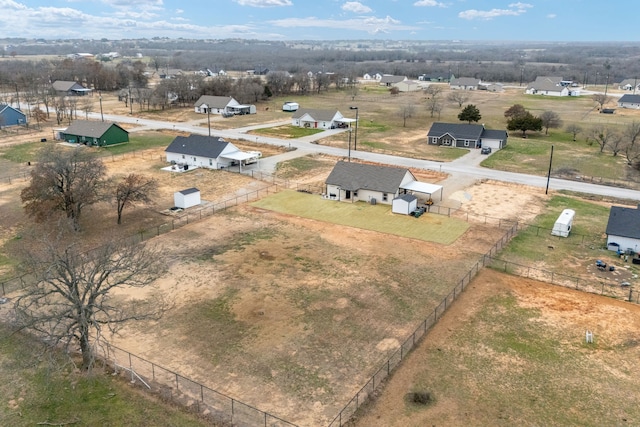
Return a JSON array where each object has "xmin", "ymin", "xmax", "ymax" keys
[{"xmin": 104, "ymin": 196, "xmax": 510, "ymax": 426}]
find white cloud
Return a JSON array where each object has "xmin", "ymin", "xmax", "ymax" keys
[
  {"xmin": 342, "ymin": 2, "xmax": 372, "ymax": 14},
  {"xmin": 459, "ymin": 5, "xmax": 529, "ymax": 20},
  {"xmin": 234, "ymin": 0, "xmax": 293, "ymax": 6},
  {"xmin": 269, "ymin": 15, "xmax": 416, "ymax": 35},
  {"xmin": 547, "ymin": 13, "xmax": 556, "ymax": 19},
  {"xmin": 508, "ymin": 2, "xmax": 533, "ymax": 9},
  {"xmin": 414, "ymin": 0, "xmax": 446, "ymax": 7}
]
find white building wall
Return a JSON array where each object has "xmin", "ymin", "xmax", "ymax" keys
[{"xmin": 607, "ymin": 235, "xmax": 640, "ymax": 253}]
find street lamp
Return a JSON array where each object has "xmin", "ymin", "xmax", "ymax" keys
[
  {"xmin": 349, "ymin": 106, "xmax": 358, "ymax": 150},
  {"xmin": 545, "ymin": 145, "xmax": 554, "ymax": 195},
  {"xmin": 207, "ymin": 108, "xmax": 211, "ymax": 137},
  {"xmin": 348, "ymin": 128, "xmax": 352, "ymax": 162}
]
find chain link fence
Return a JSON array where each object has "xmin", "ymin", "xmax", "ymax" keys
[{"xmin": 99, "ymin": 342, "xmax": 297, "ymax": 427}]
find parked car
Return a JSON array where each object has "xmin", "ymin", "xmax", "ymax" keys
[{"xmin": 481, "ymin": 147, "xmax": 492, "ymax": 154}]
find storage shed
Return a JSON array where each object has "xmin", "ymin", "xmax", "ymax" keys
[
  {"xmin": 392, "ymin": 194, "xmax": 418, "ymax": 215},
  {"xmin": 174, "ymin": 188, "xmax": 201, "ymax": 209},
  {"xmin": 551, "ymin": 209, "xmax": 575, "ymax": 237}
]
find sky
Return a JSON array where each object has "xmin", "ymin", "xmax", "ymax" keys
[{"xmin": 0, "ymin": 0, "xmax": 627, "ymax": 42}]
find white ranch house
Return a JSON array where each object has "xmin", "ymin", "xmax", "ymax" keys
[
  {"xmin": 291, "ymin": 108, "xmax": 347, "ymax": 129},
  {"xmin": 325, "ymin": 161, "xmax": 442, "ymax": 205},
  {"xmin": 194, "ymin": 95, "xmax": 256, "ymax": 115},
  {"xmin": 165, "ymin": 135, "xmax": 258, "ymax": 170}
]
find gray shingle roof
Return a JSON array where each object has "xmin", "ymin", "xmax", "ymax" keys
[
  {"xmin": 179, "ymin": 187, "xmax": 200, "ymax": 195},
  {"xmin": 63, "ymin": 120, "xmax": 125, "ymax": 138},
  {"xmin": 450, "ymin": 77, "xmax": 480, "ymax": 86},
  {"xmin": 325, "ymin": 161, "xmax": 412, "ymax": 193},
  {"xmin": 292, "ymin": 108, "xmax": 339, "ymax": 122},
  {"xmin": 165, "ymin": 135, "xmax": 230, "ymax": 158},
  {"xmin": 194, "ymin": 95, "xmax": 236, "ymax": 108},
  {"xmin": 619, "ymin": 94, "xmax": 640, "ymax": 104},
  {"xmin": 52, "ymin": 81, "xmax": 84, "ymax": 91},
  {"xmin": 427, "ymin": 122, "xmax": 485, "ymax": 140},
  {"xmin": 606, "ymin": 206, "xmax": 640, "ymax": 239},
  {"xmin": 380, "ymin": 75, "xmax": 406, "ymax": 84},
  {"xmin": 482, "ymin": 129, "xmax": 508, "ymax": 140}
]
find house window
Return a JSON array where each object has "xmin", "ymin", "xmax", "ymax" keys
[
  {"xmin": 382, "ymin": 193, "xmax": 388, "ymax": 202},
  {"xmin": 209, "ymin": 159, "xmax": 213, "ymax": 166},
  {"xmin": 181, "ymin": 155, "xmax": 185, "ymax": 159},
  {"xmin": 354, "ymin": 191, "xmax": 358, "ymax": 197},
  {"xmin": 464, "ymin": 140, "xmax": 469, "ymax": 147}
]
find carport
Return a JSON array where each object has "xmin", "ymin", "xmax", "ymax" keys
[
  {"xmin": 220, "ymin": 151, "xmax": 258, "ymax": 171},
  {"xmin": 400, "ymin": 181, "xmax": 443, "ymax": 202}
]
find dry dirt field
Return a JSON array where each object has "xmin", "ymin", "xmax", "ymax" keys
[{"xmin": 352, "ymin": 268, "xmax": 640, "ymax": 427}]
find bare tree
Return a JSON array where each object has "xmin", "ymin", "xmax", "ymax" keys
[
  {"xmin": 589, "ymin": 124, "xmax": 618, "ymax": 153},
  {"xmin": 592, "ymin": 93, "xmax": 610, "ymax": 110},
  {"xmin": 539, "ymin": 110, "xmax": 563, "ymax": 135},
  {"xmin": 79, "ymin": 97, "xmax": 94, "ymax": 119},
  {"xmin": 21, "ymin": 147, "xmax": 106, "ymax": 231},
  {"xmin": 448, "ymin": 91, "xmax": 470, "ymax": 107},
  {"xmin": 623, "ymin": 121, "xmax": 640, "ymax": 165},
  {"xmin": 398, "ymin": 103, "xmax": 416, "ymax": 127},
  {"xmin": 566, "ymin": 124, "xmax": 582, "ymax": 141},
  {"xmin": 424, "ymin": 85, "xmax": 443, "ymax": 118},
  {"xmin": 13, "ymin": 233, "xmax": 169, "ymax": 370},
  {"xmin": 115, "ymin": 174, "xmax": 158, "ymax": 225}
]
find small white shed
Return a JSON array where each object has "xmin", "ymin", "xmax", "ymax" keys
[
  {"xmin": 174, "ymin": 187, "xmax": 201, "ymax": 209},
  {"xmin": 283, "ymin": 102, "xmax": 299, "ymax": 112},
  {"xmin": 551, "ymin": 209, "xmax": 575, "ymax": 237},
  {"xmin": 392, "ymin": 194, "xmax": 418, "ymax": 215}
]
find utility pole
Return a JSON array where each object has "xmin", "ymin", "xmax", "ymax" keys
[
  {"xmin": 546, "ymin": 145, "xmax": 554, "ymax": 195},
  {"xmin": 350, "ymin": 106, "xmax": 359, "ymax": 150},
  {"xmin": 99, "ymin": 92, "xmax": 104, "ymax": 122}
]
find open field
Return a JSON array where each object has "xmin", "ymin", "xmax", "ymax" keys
[{"xmin": 352, "ymin": 268, "xmax": 640, "ymax": 426}]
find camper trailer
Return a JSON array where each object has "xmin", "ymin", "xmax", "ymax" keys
[
  {"xmin": 244, "ymin": 151, "xmax": 262, "ymax": 165},
  {"xmin": 551, "ymin": 209, "xmax": 575, "ymax": 237}
]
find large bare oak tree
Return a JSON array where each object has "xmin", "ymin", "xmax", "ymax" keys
[{"xmin": 13, "ymin": 234, "xmax": 169, "ymax": 370}]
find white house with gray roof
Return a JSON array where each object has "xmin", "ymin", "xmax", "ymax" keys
[
  {"xmin": 450, "ymin": 77, "xmax": 481, "ymax": 90},
  {"xmin": 525, "ymin": 76, "xmax": 570, "ymax": 96},
  {"xmin": 325, "ymin": 161, "xmax": 442, "ymax": 205},
  {"xmin": 618, "ymin": 94, "xmax": 640, "ymax": 109},
  {"xmin": 194, "ymin": 95, "xmax": 255, "ymax": 115},
  {"xmin": 291, "ymin": 108, "xmax": 345, "ymax": 129},
  {"xmin": 605, "ymin": 205, "xmax": 640, "ymax": 253},
  {"xmin": 427, "ymin": 122, "xmax": 508, "ymax": 150},
  {"xmin": 165, "ymin": 135, "xmax": 256, "ymax": 170}
]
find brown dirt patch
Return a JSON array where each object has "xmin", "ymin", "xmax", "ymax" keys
[{"xmin": 352, "ymin": 268, "xmax": 640, "ymax": 426}]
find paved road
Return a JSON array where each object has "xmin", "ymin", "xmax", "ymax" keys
[{"xmin": 89, "ymin": 112, "xmax": 640, "ymax": 202}]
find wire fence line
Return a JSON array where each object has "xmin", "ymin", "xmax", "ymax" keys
[
  {"xmin": 327, "ymin": 221, "xmax": 521, "ymax": 427},
  {"xmin": 485, "ymin": 256, "xmax": 640, "ymax": 303},
  {"xmin": 98, "ymin": 342, "xmax": 298, "ymax": 427}
]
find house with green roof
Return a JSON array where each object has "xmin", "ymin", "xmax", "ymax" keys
[{"xmin": 60, "ymin": 120, "xmax": 129, "ymax": 146}]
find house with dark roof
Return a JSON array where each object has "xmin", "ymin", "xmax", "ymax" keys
[
  {"xmin": 379, "ymin": 75, "xmax": 407, "ymax": 87},
  {"xmin": 51, "ymin": 80, "xmax": 92, "ymax": 96},
  {"xmin": 618, "ymin": 94, "xmax": 640, "ymax": 109},
  {"xmin": 60, "ymin": 120, "xmax": 128, "ymax": 146},
  {"xmin": 165, "ymin": 135, "xmax": 256, "ymax": 170},
  {"xmin": 427, "ymin": 122, "xmax": 508, "ymax": 150},
  {"xmin": 450, "ymin": 77, "xmax": 481, "ymax": 90},
  {"xmin": 0, "ymin": 104, "xmax": 27, "ymax": 128},
  {"xmin": 325, "ymin": 161, "xmax": 442, "ymax": 205},
  {"xmin": 605, "ymin": 205, "xmax": 640, "ymax": 253},
  {"xmin": 291, "ymin": 108, "xmax": 346, "ymax": 129}
]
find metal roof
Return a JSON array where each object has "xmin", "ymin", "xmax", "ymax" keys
[{"xmin": 63, "ymin": 120, "xmax": 125, "ymax": 138}]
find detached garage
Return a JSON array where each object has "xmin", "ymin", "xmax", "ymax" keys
[
  {"xmin": 392, "ymin": 194, "xmax": 418, "ymax": 215},
  {"xmin": 174, "ymin": 188, "xmax": 201, "ymax": 209}
]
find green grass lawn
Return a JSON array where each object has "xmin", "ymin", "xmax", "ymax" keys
[
  {"xmin": 252, "ymin": 190, "xmax": 469, "ymax": 245},
  {"xmin": 250, "ymin": 125, "xmax": 324, "ymax": 139},
  {"xmin": 0, "ymin": 325, "xmax": 209, "ymax": 427},
  {"xmin": 0, "ymin": 132, "xmax": 174, "ymax": 163}
]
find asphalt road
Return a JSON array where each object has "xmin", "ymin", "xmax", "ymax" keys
[{"xmin": 89, "ymin": 112, "xmax": 640, "ymax": 202}]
